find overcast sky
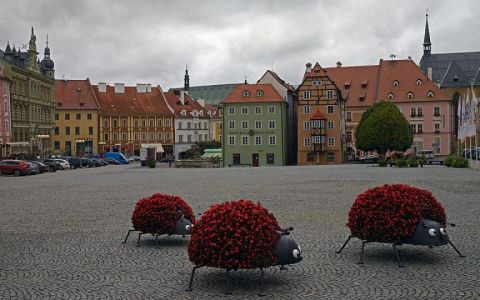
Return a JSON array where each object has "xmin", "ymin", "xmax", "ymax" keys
[{"xmin": 1, "ymin": 0, "xmax": 479, "ymax": 89}]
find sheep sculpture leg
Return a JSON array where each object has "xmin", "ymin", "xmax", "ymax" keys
[
  {"xmin": 336, "ymin": 235, "xmax": 353, "ymax": 254},
  {"xmin": 448, "ymin": 240, "xmax": 466, "ymax": 257},
  {"xmin": 258, "ymin": 268, "xmax": 266, "ymax": 297},
  {"xmin": 357, "ymin": 240, "xmax": 367, "ymax": 264},
  {"xmin": 185, "ymin": 265, "xmax": 199, "ymax": 292},
  {"xmin": 225, "ymin": 269, "xmax": 232, "ymax": 295},
  {"xmin": 392, "ymin": 244, "xmax": 404, "ymax": 268},
  {"xmin": 122, "ymin": 229, "xmax": 136, "ymax": 244},
  {"xmin": 137, "ymin": 232, "xmax": 146, "ymax": 247}
]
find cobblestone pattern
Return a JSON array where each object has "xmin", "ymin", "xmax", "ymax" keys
[{"xmin": 0, "ymin": 165, "xmax": 479, "ymax": 299}]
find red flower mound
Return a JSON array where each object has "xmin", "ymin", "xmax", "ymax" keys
[
  {"xmin": 188, "ymin": 200, "xmax": 281, "ymax": 270},
  {"xmin": 131, "ymin": 193, "xmax": 195, "ymax": 234},
  {"xmin": 348, "ymin": 184, "xmax": 446, "ymax": 243}
]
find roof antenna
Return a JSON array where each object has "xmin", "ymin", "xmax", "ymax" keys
[
  {"xmin": 244, "ymin": 74, "xmax": 248, "ymax": 84},
  {"xmin": 46, "ymin": 33, "xmax": 49, "ymax": 47},
  {"xmin": 390, "ymin": 54, "xmax": 396, "ymax": 60}
]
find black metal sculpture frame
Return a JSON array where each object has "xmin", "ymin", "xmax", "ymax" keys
[
  {"xmin": 122, "ymin": 229, "xmax": 186, "ymax": 247},
  {"xmin": 336, "ymin": 235, "xmax": 466, "ymax": 267},
  {"xmin": 185, "ymin": 266, "xmax": 269, "ymax": 296}
]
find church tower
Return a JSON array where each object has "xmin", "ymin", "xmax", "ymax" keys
[
  {"xmin": 423, "ymin": 13, "xmax": 432, "ymax": 56},
  {"xmin": 40, "ymin": 35, "xmax": 55, "ymax": 79},
  {"xmin": 184, "ymin": 65, "xmax": 190, "ymax": 93}
]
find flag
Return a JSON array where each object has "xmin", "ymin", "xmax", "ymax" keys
[
  {"xmin": 471, "ymin": 86, "xmax": 478, "ymax": 137},
  {"xmin": 458, "ymin": 94, "xmax": 465, "ymax": 140}
]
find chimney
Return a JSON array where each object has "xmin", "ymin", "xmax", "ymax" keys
[
  {"xmin": 98, "ymin": 82, "xmax": 107, "ymax": 93},
  {"xmin": 136, "ymin": 83, "xmax": 147, "ymax": 93},
  {"xmin": 336, "ymin": 61, "xmax": 342, "ymax": 68},
  {"xmin": 197, "ymin": 99, "xmax": 205, "ymax": 107},
  {"xmin": 146, "ymin": 84, "xmax": 152, "ymax": 92},
  {"xmin": 180, "ymin": 91, "xmax": 185, "ymax": 105},
  {"xmin": 305, "ymin": 63, "xmax": 312, "ymax": 72},
  {"xmin": 427, "ymin": 67, "xmax": 433, "ymax": 80},
  {"xmin": 114, "ymin": 83, "xmax": 125, "ymax": 93}
]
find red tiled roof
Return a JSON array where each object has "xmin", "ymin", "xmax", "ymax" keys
[
  {"xmin": 304, "ymin": 62, "xmax": 329, "ymax": 78},
  {"xmin": 164, "ymin": 91, "xmax": 210, "ymax": 118},
  {"xmin": 323, "ymin": 65, "xmax": 379, "ymax": 107},
  {"xmin": 310, "ymin": 111, "xmax": 326, "ymax": 120},
  {"xmin": 93, "ymin": 85, "xmax": 173, "ymax": 116},
  {"xmin": 222, "ymin": 83, "xmax": 283, "ymax": 104},
  {"xmin": 377, "ymin": 59, "xmax": 449, "ymax": 102},
  {"xmin": 55, "ymin": 79, "xmax": 100, "ymax": 110}
]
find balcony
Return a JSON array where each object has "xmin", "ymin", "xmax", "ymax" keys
[
  {"xmin": 434, "ymin": 113, "xmax": 441, "ymax": 117},
  {"xmin": 311, "ymin": 127, "xmax": 326, "ymax": 136},
  {"xmin": 312, "ymin": 143, "xmax": 325, "ymax": 152}
]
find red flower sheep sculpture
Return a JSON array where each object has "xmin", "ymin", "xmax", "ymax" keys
[
  {"xmin": 123, "ymin": 193, "xmax": 195, "ymax": 246},
  {"xmin": 186, "ymin": 200, "xmax": 302, "ymax": 296},
  {"xmin": 336, "ymin": 184, "xmax": 465, "ymax": 267}
]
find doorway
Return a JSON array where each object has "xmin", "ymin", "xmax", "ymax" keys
[{"xmin": 252, "ymin": 153, "xmax": 259, "ymax": 167}]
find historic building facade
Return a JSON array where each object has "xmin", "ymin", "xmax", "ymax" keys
[
  {"xmin": 164, "ymin": 90, "xmax": 212, "ymax": 159},
  {"xmin": 222, "ymin": 84, "xmax": 288, "ymax": 167},
  {"xmin": 94, "ymin": 83, "xmax": 174, "ymax": 157},
  {"xmin": 53, "ymin": 79, "xmax": 100, "ymax": 156},
  {"xmin": 297, "ymin": 63, "xmax": 344, "ymax": 165},
  {"xmin": 0, "ymin": 63, "xmax": 12, "ymax": 158},
  {"xmin": 0, "ymin": 28, "xmax": 55, "ymax": 158}
]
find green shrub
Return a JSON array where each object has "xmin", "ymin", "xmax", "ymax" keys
[
  {"xmin": 406, "ymin": 158, "xmax": 419, "ymax": 167},
  {"xmin": 148, "ymin": 159, "xmax": 156, "ymax": 168},
  {"xmin": 444, "ymin": 156, "xmax": 454, "ymax": 167},
  {"xmin": 395, "ymin": 158, "xmax": 407, "ymax": 168},
  {"xmin": 452, "ymin": 157, "xmax": 469, "ymax": 168},
  {"xmin": 378, "ymin": 158, "xmax": 388, "ymax": 167}
]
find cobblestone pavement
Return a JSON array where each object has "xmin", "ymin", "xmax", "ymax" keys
[{"xmin": 0, "ymin": 164, "xmax": 479, "ymax": 299}]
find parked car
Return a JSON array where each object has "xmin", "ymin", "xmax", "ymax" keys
[
  {"xmin": 90, "ymin": 158, "xmax": 105, "ymax": 167},
  {"xmin": 30, "ymin": 161, "xmax": 50, "ymax": 173},
  {"xmin": 29, "ymin": 162, "xmax": 40, "ymax": 175},
  {"xmin": 105, "ymin": 157, "xmax": 120, "ymax": 165},
  {"xmin": 43, "ymin": 159, "xmax": 61, "ymax": 171},
  {"xmin": 81, "ymin": 158, "xmax": 95, "ymax": 168},
  {"xmin": 0, "ymin": 160, "xmax": 32, "ymax": 176},
  {"xmin": 67, "ymin": 157, "xmax": 82, "ymax": 169},
  {"xmin": 463, "ymin": 148, "xmax": 479, "ymax": 159},
  {"xmin": 104, "ymin": 152, "xmax": 129, "ymax": 164},
  {"xmin": 126, "ymin": 156, "xmax": 135, "ymax": 162},
  {"xmin": 53, "ymin": 159, "xmax": 70, "ymax": 170},
  {"xmin": 131, "ymin": 155, "xmax": 140, "ymax": 161},
  {"xmin": 363, "ymin": 154, "xmax": 380, "ymax": 163},
  {"xmin": 418, "ymin": 150, "xmax": 434, "ymax": 160}
]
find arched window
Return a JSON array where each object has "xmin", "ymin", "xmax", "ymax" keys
[
  {"xmin": 387, "ymin": 93, "xmax": 394, "ymax": 100},
  {"xmin": 416, "ymin": 79, "xmax": 422, "ymax": 85},
  {"xmin": 392, "ymin": 80, "xmax": 399, "ymax": 87},
  {"xmin": 407, "ymin": 92, "xmax": 414, "ymax": 99},
  {"xmin": 427, "ymin": 91, "xmax": 434, "ymax": 98}
]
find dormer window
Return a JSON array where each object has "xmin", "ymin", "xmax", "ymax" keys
[
  {"xmin": 407, "ymin": 92, "xmax": 414, "ymax": 99},
  {"xmin": 199, "ymin": 111, "xmax": 204, "ymax": 116},
  {"xmin": 256, "ymin": 90, "xmax": 264, "ymax": 97},
  {"xmin": 427, "ymin": 91, "xmax": 434, "ymax": 98},
  {"xmin": 181, "ymin": 110, "xmax": 187, "ymax": 116},
  {"xmin": 361, "ymin": 80, "xmax": 368, "ymax": 88},
  {"xmin": 416, "ymin": 79, "xmax": 422, "ymax": 85},
  {"xmin": 387, "ymin": 93, "xmax": 394, "ymax": 100},
  {"xmin": 313, "ymin": 80, "xmax": 322, "ymax": 86},
  {"xmin": 243, "ymin": 90, "xmax": 250, "ymax": 97},
  {"xmin": 392, "ymin": 80, "xmax": 399, "ymax": 87}
]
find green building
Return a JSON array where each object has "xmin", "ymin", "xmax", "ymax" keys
[
  {"xmin": 0, "ymin": 28, "xmax": 55, "ymax": 158},
  {"xmin": 222, "ymin": 83, "xmax": 288, "ymax": 167}
]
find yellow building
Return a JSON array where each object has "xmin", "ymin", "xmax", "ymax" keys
[
  {"xmin": 53, "ymin": 79, "xmax": 99, "ymax": 156},
  {"xmin": 94, "ymin": 83, "xmax": 175, "ymax": 156}
]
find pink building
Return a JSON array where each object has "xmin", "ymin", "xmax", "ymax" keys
[{"xmin": 0, "ymin": 63, "xmax": 12, "ymax": 159}]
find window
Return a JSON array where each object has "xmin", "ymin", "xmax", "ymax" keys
[
  {"xmin": 407, "ymin": 92, "xmax": 414, "ymax": 99},
  {"xmin": 65, "ymin": 127, "xmax": 70, "ymax": 135},
  {"xmin": 410, "ymin": 124, "xmax": 416, "ymax": 133},
  {"xmin": 134, "ymin": 133, "xmax": 139, "ymax": 140},
  {"xmin": 433, "ymin": 137, "xmax": 441, "ymax": 154},
  {"xmin": 241, "ymin": 107, "xmax": 248, "ymax": 115},
  {"xmin": 268, "ymin": 120, "xmax": 276, "ymax": 129},
  {"xmin": 256, "ymin": 90, "xmax": 264, "ymax": 97},
  {"xmin": 346, "ymin": 130, "xmax": 352, "ymax": 142},
  {"xmin": 187, "ymin": 122, "xmax": 191, "ymax": 129},
  {"xmin": 255, "ymin": 121, "xmax": 262, "ymax": 129},
  {"xmin": 417, "ymin": 123, "xmax": 423, "ymax": 133},
  {"xmin": 313, "ymin": 135, "xmax": 323, "ymax": 144},
  {"xmin": 242, "ymin": 136, "xmax": 249, "ymax": 145},
  {"xmin": 54, "ymin": 141, "xmax": 60, "ymax": 150},
  {"xmin": 194, "ymin": 123, "xmax": 197, "ymax": 129},
  {"xmin": 122, "ymin": 133, "xmax": 127, "ymax": 141},
  {"xmin": 427, "ymin": 91, "xmax": 434, "ymax": 98},
  {"xmin": 268, "ymin": 106, "xmax": 275, "ymax": 114},
  {"xmin": 434, "ymin": 123, "xmax": 440, "ymax": 133},
  {"xmin": 199, "ymin": 135, "xmax": 203, "ymax": 142},
  {"xmin": 158, "ymin": 132, "xmax": 163, "ymax": 141},
  {"xmin": 313, "ymin": 80, "xmax": 322, "ymax": 86},
  {"xmin": 416, "ymin": 79, "xmax": 422, "ymax": 85},
  {"xmin": 104, "ymin": 133, "xmax": 109, "ymax": 141},
  {"xmin": 76, "ymin": 113, "xmax": 81, "ymax": 120},
  {"xmin": 65, "ymin": 113, "xmax": 70, "ymax": 120},
  {"xmin": 434, "ymin": 107, "xmax": 440, "ymax": 116},
  {"xmin": 410, "ymin": 107, "xmax": 416, "ymax": 117},
  {"xmin": 255, "ymin": 106, "xmax": 262, "ymax": 114},
  {"xmin": 393, "ymin": 80, "xmax": 399, "ymax": 87},
  {"xmin": 187, "ymin": 134, "xmax": 192, "ymax": 142},
  {"xmin": 204, "ymin": 134, "xmax": 208, "ymax": 141},
  {"xmin": 150, "ymin": 119, "xmax": 154, "ymax": 127},
  {"xmin": 312, "ymin": 119, "xmax": 323, "ymax": 128},
  {"xmin": 113, "ymin": 119, "xmax": 118, "ymax": 128},
  {"xmin": 166, "ymin": 132, "xmax": 170, "ymax": 141},
  {"xmin": 87, "ymin": 113, "xmax": 92, "ymax": 120},
  {"xmin": 255, "ymin": 136, "xmax": 262, "ymax": 145},
  {"xmin": 266, "ymin": 153, "xmax": 274, "ymax": 164},
  {"xmin": 327, "ymin": 90, "xmax": 335, "ymax": 99},
  {"xmin": 232, "ymin": 153, "xmax": 240, "ymax": 165},
  {"xmin": 346, "ymin": 112, "xmax": 352, "ymax": 122},
  {"xmin": 327, "ymin": 121, "xmax": 334, "ymax": 129},
  {"xmin": 243, "ymin": 90, "xmax": 250, "ymax": 97},
  {"xmin": 327, "ymin": 106, "xmax": 334, "ymax": 114},
  {"xmin": 387, "ymin": 93, "xmax": 394, "ymax": 100},
  {"xmin": 142, "ymin": 119, "xmax": 146, "ymax": 127},
  {"xmin": 75, "ymin": 127, "xmax": 80, "ymax": 135},
  {"xmin": 303, "ymin": 90, "xmax": 311, "ymax": 99},
  {"xmin": 327, "ymin": 152, "xmax": 335, "ymax": 162},
  {"xmin": 242, "ymin": 121, "xmax": 248, "ymax": 129},
  {"xmin": 179, "ymin": 135, "xmax": 183, "ymax": 143},
  {"xmin": 142, "ymin": 133, "xmax": 146, "ymax": 140},
  {"xmin": 304, "ymin": 121, "xmax": 310, "ymax": 130},
  {"xmin": 150, "ymin": 133, "xmax": 154, "ymax": 140},
  {"xmin": 228, "ymin": 136, "xmax": 235, "ymax": 145},
  {"xmin": 417, "ymin": 107, "xmax": 423, "ymax": 116},
  {"xmin": 178, "ymin": 122, "xmax": 183, "ymax": 129},
  {"xmin": 269, "ymin": 135, "xmax": 276, "ymax": 145},
  {"xmin": 157, "ymin": 119, "xmax": 163, "ymax": 127},
  {"xmin": 328, "ymin": 137, "xmax": 335, "ymax": 146},
  {"xmin": 165, "ymin": 119, "xmax": 171, "ymax": 127},
  {"xmin": 55, "ymin": 113, "xmax": 59, "ymax": 120},
  {"xmin": 54, "ymin": 127, "xmax": 59, "ymax": 135},
  {"xmin": 304, "ymin": 138, "xmax": 311, "ymax": 147},
  {"xmin": 228, "ymin": 107, "xmax": 235, "ymax": 115},
  {"xmin": 113, "ymin": 133, "xmax": 118, "ymax": 141},
  {"xmin": 134, "ymin": 120, "xmax": 138, "ymax": 127},
  {"xmin": 229, "ymin": 121, "xmax": 235, "ymax": 129},
  {"xmin": 304, "ymin": 105, "xmax": 311, "ymax": 114},
  {"xmin": 88, "ymin": 127, "xmax": 93, "ymax": 135}
]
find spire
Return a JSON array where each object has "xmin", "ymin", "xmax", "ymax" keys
[
  {"xmin": 5, "ymin": 41, "xmax": 11, "ymax": 54},
  {"xmin": 184, "ymin": 64, "xmax": 190, "ymax": 92},
  {"xmin": 423, "ymin": 12, "xmax": 432, "ymax": 55}
]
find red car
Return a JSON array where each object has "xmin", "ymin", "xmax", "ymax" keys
[{"xmin": 0, "ymin": 160, "xmax": 32, "ymax": 176}]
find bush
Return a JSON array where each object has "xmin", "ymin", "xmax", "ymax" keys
[
  {"xmin": 188, "ymin": 200, "xmax": 281, "ymax": 270},
  {"xmin": 445, "ymin": 155, "xmax": 469, "ymax": 168},
  {"xmin": 395, "ymin": 158, "xmax": 407, "ymax": 168},
  {"xmin": 148, "ymin": 159, "xmax": 156, "ymax": 168},
  {"xmin": 347, "ymin": 184, "xmax": 446, "ymax": 243},
  {"xmin": 378, "ymin": 158, "xmax": 388, "ymax": 167},
  {"xmin": 444, "ymin": 156, "xmax": 454, "ymax": 167},
  {"xmin": 131, "ymin": 193, "xmax": 195, "ymax": 234},
  {"xmin": 406, "ymin": 158, "xmax": 418, "ymax": 167}
]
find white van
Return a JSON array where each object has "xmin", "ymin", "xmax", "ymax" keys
[{"xmin": 418, "ymin": 150, "xmax": 434, "ymax": 159}]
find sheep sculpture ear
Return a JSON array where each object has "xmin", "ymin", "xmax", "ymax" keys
[{"xmin": 422, "ymin": 222, "xmax": 428, "ymax": 229}]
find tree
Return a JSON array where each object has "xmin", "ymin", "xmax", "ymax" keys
[
  {"xmin": 355, "ymin": 101, "xmax": 413, "ymax": 155},
  {"xmin": 184, "ymin": 141, "xmax": 221, "ymax": 159}
]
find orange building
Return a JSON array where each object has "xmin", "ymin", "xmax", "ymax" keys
[{"xmin": 297, "ymin": 63, "xmax": 343, "ymax": 165}]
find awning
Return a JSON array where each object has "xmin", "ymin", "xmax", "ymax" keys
[
  {"xmin": 6, "ymin": 142, "xmax": 31, "ymax": 147},
  {"xmin": 140, "ymin": 143, "xmax": 164, "ymax": 153}
]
